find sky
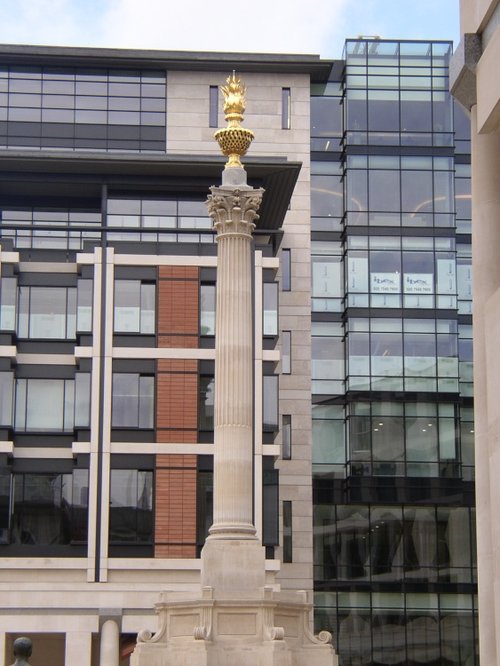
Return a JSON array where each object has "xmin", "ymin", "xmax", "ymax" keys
[{"xmin": 0, "ymin": 0, "xmax": 460, "ymax": 59}]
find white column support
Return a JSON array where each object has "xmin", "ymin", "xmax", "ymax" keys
[
  {"xmin": 65, "ymin": 631, "xmax": 92, "ymax": 666},
  {"xmin": 205, "ymin": 178, "xmax": 264, "ymax": 540},
  {"xmin": 100, "ymin": 620, "xmax": 119, "ymax": 666},
  {"xmin": 0, "ymin": 632, "xmax": 6, "ymax": 666}
]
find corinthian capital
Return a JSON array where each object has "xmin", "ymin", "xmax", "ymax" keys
[{"xmin": 207, "ymin": 186, "xmax": 264, "ymax": 238}]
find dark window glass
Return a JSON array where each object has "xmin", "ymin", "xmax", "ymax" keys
[
  {"xmin": 263, "ymin": 468, "xmax": 279, "ymax": 548},
  {"xmin": 209, "ymin": 85, "xmax": 219, "ymax": 128},
  {"xmin": 200, "ymin": 284, "xmax": 215, "ymax": 336},
  {"xmin": 199, "ymin": 376, "xmax": 215, "ymax": 431},
  {"xmin": 311, "ymin": 96, "xmax": 342, "ymax": 137},
  {"xmin": 109, "ymin": 470, "xmax": 153, "ymax": 544},
  {"xmin": 282, "ymin": 414, "xmax": 292, "ymax": 460},
  {"xmin": 263, "ymin": 375, "xmax": 278, "ymax": 431},
  {"xmin": 281, "ymin": 331, "xmax": 291, "ymax": 374},
  {"xmin": 282, "ymin": 249, "xmax": 291, "ymax": 291},
  {"xmin": 0, "ymin": 472, "xmax": 9, "ymax": 544},
  {"xmin": 281, "ymin": 87, "xmax": 291, "ymax": 130},
  {"xmin": 283, "ymin": 500, "xmax": 292, "ymax": 562},
  {"xmin": 10, "ymin": 471, "xmax": 88, "ymax": 545}
]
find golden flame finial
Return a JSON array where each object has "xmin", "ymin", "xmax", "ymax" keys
[{"xmin": 215, "ymin": 72, "xmax": 254, "ymax": 169}]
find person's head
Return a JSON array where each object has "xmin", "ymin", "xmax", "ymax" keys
[{"xmin": 13, "ymin": 638, "xmax": 32, "ymax": 660}]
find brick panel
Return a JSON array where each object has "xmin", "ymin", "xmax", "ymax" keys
[
  {"xmin": 158, "ymin": 265, "xmax": 199, "ymax": 346},
  {"xmin": 155, "ymin": 454, "xmax": 197, "ymax": 558},
  {"xmin": 156, "ymin": 359, "xmax": 198, "ymax": 440}
]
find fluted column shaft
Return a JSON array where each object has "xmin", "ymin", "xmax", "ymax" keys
[{"xmin": 206, "ymin": 184, "xmax": 264, "ymax": 540}]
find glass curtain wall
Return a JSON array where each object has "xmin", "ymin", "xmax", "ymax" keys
[{"xmin": 311, "ymin": 39, "xmax": 476, "ymax": 665}]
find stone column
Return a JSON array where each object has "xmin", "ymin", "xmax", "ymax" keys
[
  {"xmin": 65, "ymin": 631, "xmax": 92, "ymax": 666},
  {"xmin": 201, "ymin": 170, "xmax": 265, "ymax": 592},
  {"xmin": 99, "ymin": 620, "xmax": 119, "ymax": 666}
]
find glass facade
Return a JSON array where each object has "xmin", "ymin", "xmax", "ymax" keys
[
  {"xmin": 311, "ymin": 40, "xmax": 476, "ymax": 664},
  {"xmin": 0, "ymin": 65, "xmax": 166, "ymax": 152}
]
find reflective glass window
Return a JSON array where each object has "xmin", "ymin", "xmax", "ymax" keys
[
  {"xmin": 109, "ymin": 469, "xmax": 153, "ymax": 544},
  {"xmin": 263, "ymin": 282, "xmax": 278, "ymax": 336},
  {"xmin": 111, "ymin": 373, "xmax": 154, "ymax": 428},
  {"xmin": 114, "ymin": 280, "xmax": 155, "ymax": 334},
  {"xmin": 15, "ymin": 378, "xmax": 75, "ymax": 432},
  {"xmin": 10, "ymin": 471, "xmax": 88, "ymax": 545},
  {"xmin": 200, "ymin": 284, "xmax": 215, "ymax": 336},
  {"xmin": 17, "ymin": 286, "xmax": 76, "ymax": 339}
]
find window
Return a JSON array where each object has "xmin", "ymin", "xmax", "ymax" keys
[
  {"xmin": 311, "ymin": 241, "xmax": 343, "ymax": 312},
  {"xmin": 263, "ymin": 375, "xmax": 279, "ymax": 431},
  {"xmin": 282, "ymin": 414, "xmax": 292, "ymax": 460},
  {"xmin": 347, "ymin": 318, "xmax": 458, "ymax": 393},
  {"xmin": 0, "ymin": 208, "xmax": 101, "ymax": 251},
  {"xmin": 6, "ymin": 470, "xmax": 88, "ymax": 546},
  {"xmin": 263, "ymin": 283, "xmax": 278, "ymax": 336},
  {"xmin": 14, "ymin": 377, "xmax": 90, "ymax": 432},
  {"xmin": 314, "ymin": 502, "xmax": 476, "ymax": 585},
  {"xmin": 281, "ymin": 249, "xmax": 291, "ymax": 291},
  {"xmin": 312, "ymin": 404, "xmax": 345, "ymax": 469},
  {"xmin": 199, "ymin": 376, "xmax": 215, "ymax": 431},
  {"xmin": 312, "ymin": 322, "xmax": 344, "ymax": 394},
  {"xmin": 281, "ymin": 331, "xmax": 291, "ymax": 374},
  {"xmin": 283, "ymin": 500, "xmax": 292, "ymax": 562},
  {"xmin": 111, "ymin": 374, "xmax": 154, "ymax": 428},
  {"xmin": 209, "ymin": 85, "xmax": 219, "ymax": 128},
  {"xmin": 107, "ymin": 197, "xmax": 213, "ymax": 244},
  {"xmin": 0, "ymin": 372, "xmax": 14, "ymax": 427},
  {"xmin": 281, "ymin": 87, "xmax": 291, "ymax": 130},
  {"xmin": 18, "ymin": 286, "xmax": 76, "ymax": 339},
  {"xmin": 200, "ymin": 284, "xmax": 216, "ymax": 336},
  {"xmin": 347, "ymin": 401, "xmax": 460, "ymax": 478},
  {"xmin": 0, "ymin": 66, "xmax": 166, "ymax": 152},
  {"xmin": 109, "ymin": 470, "xmax": 153, "ymax": 544},
  {"xmin": 114, "ymin": 280, "xmax": 155, "ymax": 334},
  {"xmin": 77, "ymin": 279, "xmax": 93, "ymax": 332},
  {"xmin": 0, "ymin": 277, "xmax": 16, "ymax": 331}
]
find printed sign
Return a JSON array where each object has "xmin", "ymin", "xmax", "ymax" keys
[
  {"xmin": 371, "ymin": 272, "xmax": 400, "ymax": 293},
  {"xmin": 404, "ymin": 273, "xmax": 433, "ymax": 294}
]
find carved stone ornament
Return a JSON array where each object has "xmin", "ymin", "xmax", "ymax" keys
[{"xmin": 207, "ymin": 186, "xmax": 264, "ymax": 237}]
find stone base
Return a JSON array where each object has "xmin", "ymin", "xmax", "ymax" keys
[
  {"xmin": 200, "ymin": 538, "xmax": 266, "ymax": 593},
  {"xmin": 130, "ymin": 587, "xmax": 338, "ymax": 666}
]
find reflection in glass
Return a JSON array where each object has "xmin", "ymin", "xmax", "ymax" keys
[{"xmin": 109, "ymin": 469, "xmax": 153, "ymax": 543}]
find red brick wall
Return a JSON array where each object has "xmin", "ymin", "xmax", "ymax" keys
[
  {"xmin": 154, "ymin": 454, "xmax": 197, "ymax": 558},
  {"xmin": 158, "ymin": 266, "xmax": 199, "ymax": 348},
  {"xmin": 155, "ymin": 266, "xmax": 200, "ymax": 558}
]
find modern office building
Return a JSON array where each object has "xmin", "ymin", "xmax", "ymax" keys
[
  {"xmin": 0, "ymin": 37, "xmax": 475, "ymax": 665},
  {"xmin": 311, "ymin": 39, "xmax": 476, "ymax": 665},
  {"xmin": 451, "ymin": 1, "xmax": 500, "ymax": 664}
]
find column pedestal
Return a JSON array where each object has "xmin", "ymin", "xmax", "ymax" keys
[{"xmin": 130, "ymin": 169, "xmax": 338, "ymax": 666}]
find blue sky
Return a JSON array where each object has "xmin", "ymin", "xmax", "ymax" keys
[{"xmin": 0, "ymin": 0, "xmax": 460, "ymax": 58}]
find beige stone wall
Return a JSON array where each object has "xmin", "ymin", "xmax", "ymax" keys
[{"xmin": 456, "ymin": 2, "xmax": 500, "ymax": 663}]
